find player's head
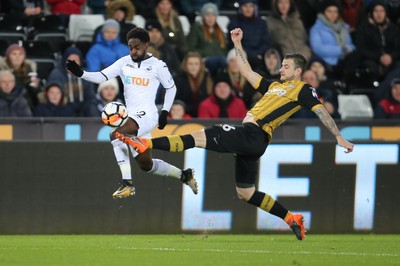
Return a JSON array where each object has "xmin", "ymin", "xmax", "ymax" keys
[
  {"xmin": 127, "ymin": 27, "xmax": 150, "ymax": 62},
  {"xmin": 279, "ymin": 53, "xmax": 307, "ymax": 82}
]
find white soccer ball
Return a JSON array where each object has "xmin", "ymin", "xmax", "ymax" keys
[{"xmin": 101, "ymin": 102, "xmax": 128, "ymax": 127}]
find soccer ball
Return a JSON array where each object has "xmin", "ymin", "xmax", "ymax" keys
[{"xmin": 101, "ymin": 102, "xmax": 128, "ymax": 127}]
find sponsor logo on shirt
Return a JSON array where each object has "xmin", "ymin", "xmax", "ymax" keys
[
  {"xmin": 124, "ymin": 76, "xmax": 150, "ymax": 86},
  {"xmin": 266, "ymin": 88, "xmax": 287, "ymax": 96}
]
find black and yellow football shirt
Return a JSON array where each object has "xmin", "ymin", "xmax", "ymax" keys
[{"xmin": 248, "ymin": 77, "xmax": 323, "ymax": 137}]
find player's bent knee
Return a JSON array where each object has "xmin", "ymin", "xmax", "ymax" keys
[{"xmin": 236, "ymin": 186, "xmax": 255, "ymax": 201}]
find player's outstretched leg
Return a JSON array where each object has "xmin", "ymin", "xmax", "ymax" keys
[
  {"xmin": 116, "ymin": 132, "xmax": 150, "ymax": 153},
  {"xmin": 285, "ymin": 213, "xmax": 306, "ymax": 240},
  {"xmin": 180, "ymin": 168, "xmax": 198, "ymax": 195},
  {"xmin": 112, "ymin": 180, "xmax": 135, "ymax": 199}
]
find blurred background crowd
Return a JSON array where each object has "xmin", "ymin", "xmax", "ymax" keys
[{"xmin": 0, "ymin": 0, "xmax": 399, "ymax": 120}]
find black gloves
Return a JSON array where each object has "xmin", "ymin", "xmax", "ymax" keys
[
  {"xmin": 65, "ymin": 60, "xmax": 84, "ymax": 77},
  {"xmin": 158, "ymin": 110, "xmax": 169, "ymax": 129}
]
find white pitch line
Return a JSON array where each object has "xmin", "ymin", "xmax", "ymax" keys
[{"xmin": 118, "ymin": 247, "xmax": 399, "ymax": 257}]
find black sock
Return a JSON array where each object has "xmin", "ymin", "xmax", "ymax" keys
[
  {"xmin": 152, "ymin": 134, "xmax": 195, "ymax": 152},
  {"xmin": 247, "ymin": 191, "xmax": 289, "ymax": 220}
]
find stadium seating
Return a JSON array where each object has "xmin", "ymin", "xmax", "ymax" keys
[
  {"xmin": 179, "ymin": 15, "xmax": 191, "ymax": 36},
  {"xmin": 338, "ymin": 94, "xmax": 374, "ymax": 120},
  {"xmin": 29, "ymin": 15, "xmax": 68, "ymax": 52},
  {"xmin": 132, "ymin": 15, "xmax": 146, "ymax": 28},
  {"xmin": 68, "ymin": 14, "xmax": 105, "ymax": 42},
  {"xmin": 23, "ymin": 40, "xmax": 58, "ymax": 80}
]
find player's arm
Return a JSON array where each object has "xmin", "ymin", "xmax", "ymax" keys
[
  {"xmin": 298, "ymin": 84, "xmax": 354, "ymax": 153},
  {"xmin": 230, "ymin": 28, "xmax": 262, "ymax": 88},
  {"xmin": 314, "ymin": 106, "xmax": 354, "ymax": 153},
  {"xmin": 66, "ymin": 58, "xmax": 122, "ymax": 84}
]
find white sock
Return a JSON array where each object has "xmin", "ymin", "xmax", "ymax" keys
[
  {"xmin": 148, "ymin": 159, "xmax": 181, "ymax": 180},
  {"xmin": 111, "ymin": 139, "xmax": 131, "ymax": 180}
]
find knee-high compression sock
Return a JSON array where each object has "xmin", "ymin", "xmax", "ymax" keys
[
  {"xmin": 147, "ymin": 159, "xmax": 181, "ymax": 180},
  {"xmin": 247, "ymin": 191, "xmax": 291, "ymax": 221},
  {"xmin": 151, "ymin": 134, "xmax": 195, "ymax": 152},
  {"xmin": 111, "ymin": 139, "xmax": 131, "ymax": 180}
]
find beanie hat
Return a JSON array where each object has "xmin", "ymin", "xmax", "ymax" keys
[
  {"xmin": 145, "ymin": 19, "xmax": 163, "ymax": 32},
  {"xmin": 102, "ymin": 19, "xmax": 120, "ymax": 34},
  {"xmin": 98, "ymin": 78, "xmax": 119, "ymax": 94},
  {"xmin": 320, "ymin": 0, "xmax": 340, "ymax": 12},
  {"xmin": 390, "ymin": 78, "xmax": 400, "ymax": 87},
  {"xmin": 369, "ymin": 0, "xmax": 387, "ymax": 13},
  {"xmin": 5, "ymin": 44, "xmax": 26, "ymax": 58},
  {"xmin": 239, "ymin": 0, "xmax": 258, "ymax": 5},
  {"xmin": 201, "ymin": 3, "xmax": 219, "ymax": 17},
  {"xmin": 213, "ymin": 72, "xmax": 232, "ymax": 88}
]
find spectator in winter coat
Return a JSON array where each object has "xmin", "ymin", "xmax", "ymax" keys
[
  {"xmin": 0, "ymin": 70, "xmax": 32, "ymax": 117},
  {"xmin": 188, "ymin": 2, "xmax": 228, "ymax": 76},
  {"xmin": 86, "ymin": 19, "xmax": 129, "ymax": 72},
  {"xmin": 47, "ymin": 46, "xmax": 96, "ymax": 116},
  {"xmin": 374, "ymin": 77, "xmax": 400, "ymax": 118},
  {"xmin": 227, "ymin": 0, "xmax": 270, "ymax": 71},
  {"xmin": 355, "ymin": 1, "xmax": 400, "ymax": 81},
  {"xmin": 174, "ymin": 51, "xmax": 214, "ymax": 117},
  {"xmin": 267, "ymin": 0, "xmax": 312, "ymax": 61},
  {"xmin": 33, "ymin": 82, "xmax": 74, "ymax": 117},
  {"xmin": 152, "ymin": 0, "xmax": 188, "ymax": 59},
  {"xmin": 309, "ymin": 0, "xmax": 357, "ymax": 78},
  {"xmin": 0, "ymin": 44, "xmax": 41, "ymax": 109},
  {"xmin": 198, "ymin": 73, "xmax": 248, "ymax": 118}
]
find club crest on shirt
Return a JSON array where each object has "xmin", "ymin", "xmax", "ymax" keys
[
  {"xmin": 145, "ymin": 66, "xmax": 153, "ymax": 72},
  {"xmin": 287, "ymin": 84, "xmax": 295, "ymax": 89}
]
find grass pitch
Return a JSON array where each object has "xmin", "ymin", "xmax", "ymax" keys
[{"xmin": 0, "ymin": 234, "xmax": 399, "ymax": 266}]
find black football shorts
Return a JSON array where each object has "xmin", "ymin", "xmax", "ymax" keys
[{"xmin": 204, "ymin": 122, "xmax": 270, "ymax": 187}]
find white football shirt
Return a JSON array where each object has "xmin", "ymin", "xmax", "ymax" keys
[{"xmin": 99, "ymin": 54, "xmax": 175, "ymax": 115}]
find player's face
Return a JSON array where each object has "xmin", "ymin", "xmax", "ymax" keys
[
  {"xmin": 128, "ymin": 38, "xmax": 149, "ymax": 62},
  {"xmin": 279, "ymin": 58, "xmax": 298, "ymax": 82}
]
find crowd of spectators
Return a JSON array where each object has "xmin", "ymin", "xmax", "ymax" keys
[{"xmin": 1, "ymin": 0, "xmax": 400, "ymax": 119}]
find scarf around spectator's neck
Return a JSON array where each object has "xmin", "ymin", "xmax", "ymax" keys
[{"xmin": 317, "ymin": 13, "xmax": 348, "ymax": 48}]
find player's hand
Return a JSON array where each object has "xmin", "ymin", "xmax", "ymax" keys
[
  {"xmin": 158, "ymin": 110, "xmax": 169, "ymax": 129},
  {"xmin": 66, "ymin": 60, "xmax": 84, "ymax": 77},
  {"xmin": 230, "ymin": 28, "xmax": 243, "ymax": 43},
  {"xmin": 337, "ymin": 136, "xmax": 354, "ymax": 154}
]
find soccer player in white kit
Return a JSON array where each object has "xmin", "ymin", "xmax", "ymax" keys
[{"xmin": 66, "ymin": 27, "xmax": 198, "ymax": 198}]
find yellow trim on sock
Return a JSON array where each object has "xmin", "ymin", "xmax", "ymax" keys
[
  {"xmin": 284, "ymin": 211, "xmax": 292, "ymax": 223},
  {"xmin": 167, "ymin": 135, "xmax": 184, "ymax": 152},
  {"xmin": 260, "ymin": 194, "xmax": 275, "ymax": 212},
  {"xmin": 148, "ymin": 139, "xmax": 153, "ymax": 148}
]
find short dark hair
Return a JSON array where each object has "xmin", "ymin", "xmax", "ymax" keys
[
  {"xmin": 284, "ymin": 53, "xmax": 307, "ymax": 73},
  {"xmin": 127, "ymin": 27, "xmax": 150, "ymax": 43}
]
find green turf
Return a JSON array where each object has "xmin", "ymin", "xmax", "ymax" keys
[{"xmin": 0, "ymin": 234, "xmax": 399, "ymax": 266}]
